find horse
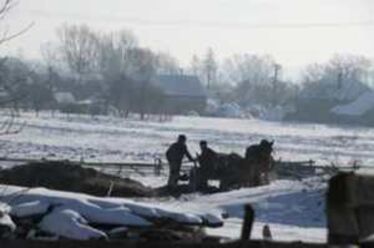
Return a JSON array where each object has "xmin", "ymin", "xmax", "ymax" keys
[
  {"xmin": 192, "ymin": 140, "xmax": 274, "ymax": 191},
  {"xmin": 245, "ymin": 139, "xmax": 274, "ymax": 186},
  {"xmin": 215, "ymin": 152, "xmax": 246, "ymax": 190},
  {"xmin": 213, "ymin": 140, "xmax": 274, "ymax": 190}
]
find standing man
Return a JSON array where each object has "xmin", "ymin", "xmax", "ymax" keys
[
  {"xmin": 166, "ymin": 134, "xmax": 194, "ymax": 188},
  {"xmin": 197, "ymin": 140, "xmax": 217, "ymax": 189}
]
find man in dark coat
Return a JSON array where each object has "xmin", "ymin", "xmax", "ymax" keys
[
  {"xmin": 197, "ymin": 140, "xmax": 217, "ymax": 189},
  {"xmin": 166, "ymin": 134, "xmax": 194, "ymax": 188}
]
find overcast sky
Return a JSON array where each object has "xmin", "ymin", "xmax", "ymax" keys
[{"xmin": 2, "ymin": 0, "xmax": 374, "ymax": 78}]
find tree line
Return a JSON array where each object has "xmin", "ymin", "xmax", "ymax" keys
[{"xmin": 1, "ymin": 21, "xmax": 374, "ymax": 120}]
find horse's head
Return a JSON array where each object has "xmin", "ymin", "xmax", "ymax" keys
[{"xmin": 259, "ymin": 139, "xmax": 274, "ymax": 156}]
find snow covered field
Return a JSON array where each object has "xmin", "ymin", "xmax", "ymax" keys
[
  {"xmin": 2, "ymin": 112, "xmax": 374, "ymax": 166},
  {"xmin": 2, "ymin": 111, "xmax": 374, "ymax": 242}
]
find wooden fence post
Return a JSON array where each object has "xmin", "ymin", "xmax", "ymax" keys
[
  {"xmin": 154, "ymin": 158, "xmax": 162, "ymax": 176},
  {"xmin": 241, "ymin": 204, "xmax": 255, "ymax": 241}
]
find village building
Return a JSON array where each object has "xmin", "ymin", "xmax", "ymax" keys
[
  {"xmin": 331, "ymin": 91, "xmax": 374, "ymax": 126},
  {"xmin": 286, "ymin": 79, "xmax": 371, "ymax": 124},
  {"xmin": 152, "ymin": 74, "xmax": 207, "ymax": 115},
  {"xmin": 54, "ymin": 92, "xmax": 76, "ymax": 105}
]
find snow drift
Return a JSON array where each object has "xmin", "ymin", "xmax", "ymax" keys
[{"xmin": 0, "ymin": 184, "xmax": 224, "ymax": 240}]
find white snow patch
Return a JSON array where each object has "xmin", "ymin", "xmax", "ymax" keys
[
  {"xmin": 10, "ymin": 201, "xmax": 50, "ymax": 218},
  {"xmin": 0, "ymin": 202, "xmax": 16, "ymax": 233},
  {"xmin": 146, "ymin": 178, "xmax": 327, "ymax": 242},
  {"xmin": 39, "ymin": 208, "xmax": 107, "ymax": 240},
  {"xmin": 0, "ymin": 185, "xmax": 221, "ymax": 229}
]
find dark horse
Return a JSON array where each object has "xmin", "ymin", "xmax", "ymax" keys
[
  {"xmin": 211, "ymin": 140, "xmax": 274, "ymax": 191},
  {"xmin": 245, "ymin": 139, "xmax": 274, "ymax": 186}
]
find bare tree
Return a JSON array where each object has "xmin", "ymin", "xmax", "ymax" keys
[
  {"xmin": 0, "ymin": 0, "xmax": 34, "ymax": 135},
  {"xmin": 107, "ymin": 75, "xmax": 134, "ymax": 118},
  {"xmin": 190, "ymin": 54, "xmax": 201, "ymax": 76},
  {"xmin": 223, "ymin": 54, "xmax": 276, "ymax": 107},
  {"xmin": 155, "ymin": 52, "xmax": 180, "ymax": 75},
  {"xmin": 0, "ymin": 57, "xmax": 29, "ymax": 107},
  {"xmin": 327, "ymin": 54, "xmax": 371, "ymax": 89},
  {"xmin": 96, "ymin": 29, "xmax": 137, "ymax": 78},
  {"xmin": 40, "ymin": 42, "xmax": 61, "ymax": 71},
  {"xmin": 124, "ymin": 48, "xmax": 157, "ymax": 81},
  {"xmin": 0, "ymin": 0, "xmax": 33, "ymax": 45},
  {"xmin": 48, "ymin": 25, "xmax": 170, "ymax": 120},
  {"xmin": 301, "ymin": 54, "xmax": 372, "ymax": 100},
  {"xmin": 0, "ymin": 0, "xmax": 33, "ymax": 101},
  {"xmin": 224, "ymin": 54, "xmax": 274, "ymax": 84},
  {"xmin": 0, "ymin": 58, "xmax": 28, "ymax": 134},
  {"xmin": 57, "ymin": 24, "xmax": 99, "ymax": 82},
  {"xmin": 125, "ymin": 48, "xmax": 159, "ymax": 120},
  {"xmin": 302, "ymin": 63, "xmax": 325, "ymax": 84}
]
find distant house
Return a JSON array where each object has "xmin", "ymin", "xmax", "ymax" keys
[
  {"xmin": 54, "ymin": 92, "xmax": 80, "ymax": 114},
  {"xmin": 152, "ymin": 74, "xmax": 207, "ymax": 115},
  {"xmin": 286, "ymin": 80, "xmax": 371, "ymax": 124},
  {"xmin": 331, "ymin": 91, "xmax": 374, "ymax": 126},
  {"xmin": 54, "ymin": 92, "xmax": 76, "ymax": 105}
]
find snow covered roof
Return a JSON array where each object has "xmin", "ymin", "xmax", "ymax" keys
[
  {"xmin": 334, "ymin": 81, "xmax": 371, "ymax": 101},
  {"xmin": 331, "ymin": 91, "xmax": 374, "ymax": 117},
  {"xmin": 152, "ymin": 74, "xmax": 207, "ymax": 98},
  {"xmin": 54, "ymin": 92, "xmax": 76, "ymax": 104}
]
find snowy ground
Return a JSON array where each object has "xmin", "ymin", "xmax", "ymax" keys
[
  {"xmin": 149, "ymin": 177, "xmax": 327, "ymax": 242},
  {"xmin": 2, "ymin": 111, "xmax": 374, "ymax": 166},
  {"xmin": 1, "ymin": 178, "xmax": 327, "ymax": 242},
  {"xmin": 1, "ymin": 111, "xmax": 374, "ymax": 242}
]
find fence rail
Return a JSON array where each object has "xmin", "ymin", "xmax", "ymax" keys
[
  {"xmin": 1, "ymin": 157, "xmax": 373, "ymax": 179},
  {"xmin": 0, "ymin": 157, "xmax": 166, "ymax": 176},
  {"xmin": 0, "ymin": 157, "xmax": 161, "ymax": 167}
]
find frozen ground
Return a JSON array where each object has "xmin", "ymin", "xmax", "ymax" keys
[
  {"xmin": 2, "ymin": 111, "xmax": 374, "ymax": 166},
  {"xmin": 148, "ymin": 177, "xmax": 327, "ymax": 242},
  {"xmin": 1, "ymin": 111, "xmax": 374, "ymax": 242}
]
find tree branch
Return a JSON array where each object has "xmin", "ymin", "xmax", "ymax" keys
[{"xmin": 0, "ymin": 21, "xmax": 34, "ymax": 45}]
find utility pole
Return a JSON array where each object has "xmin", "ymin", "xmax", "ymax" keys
[
  {"xmin": 337, "ymin": 70, "xmax": 343, "ymax": 90},
  {"xmin": 272, "ymin": 63, "xmax": 281, "ymax": 107},
  {"xmin": 204, "ymin": 48, "xmax": 217, "ymax": 91}
]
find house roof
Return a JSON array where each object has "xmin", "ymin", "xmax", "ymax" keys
[
  {"xmin": 152, "ymin": 74, "xmax": 206, "ymax": 98},
  {"xmin": 331, "ymin": 91, "xmax": 374, "ymax": 117},
  {"xmin": 54, "ymin": 92, "xmax": 76, "ymax": 104}
]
